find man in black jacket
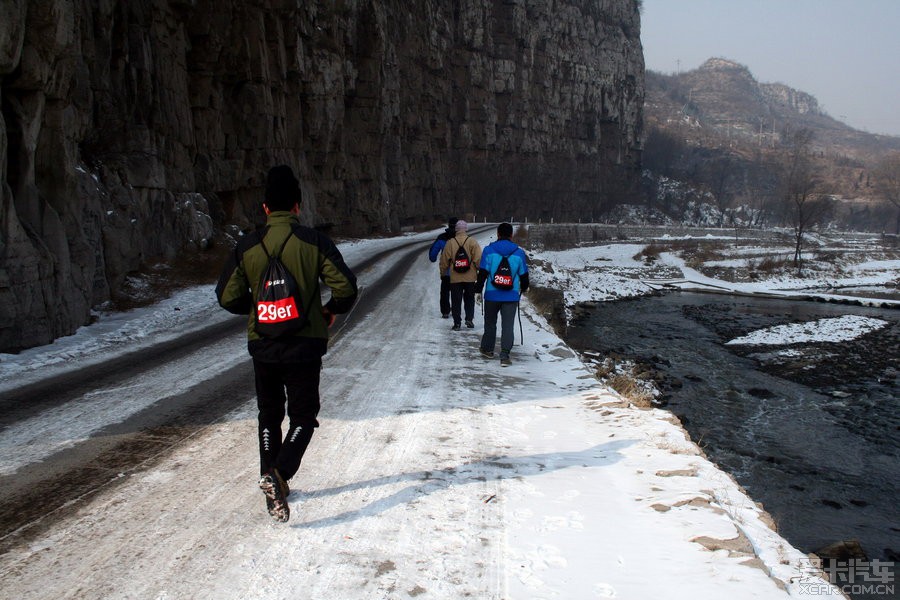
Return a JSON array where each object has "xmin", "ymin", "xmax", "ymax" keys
[
  {"xmin": 427, "ymin": 217, "xmax": 458, "ymax": 318},
  {"xmin": 216, "ymin": 165, "xmax": 357, "ymax": 522}
]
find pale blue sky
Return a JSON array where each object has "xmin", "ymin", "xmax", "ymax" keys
[{"xmin": 640, "ymin": 0, "xmax": 900, "ymax": 137}]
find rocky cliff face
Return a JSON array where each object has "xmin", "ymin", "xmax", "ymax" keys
[
  {"xmin": 759, "ymin": 83, "xmax": 822, "ymax": 116},
  {"xmin": 0, "ymin": 0, "xmax": 643, "ymax": 351},
  {"xmin": 671, "ymin": 58, "xmax": 826, "ymax": 128}
]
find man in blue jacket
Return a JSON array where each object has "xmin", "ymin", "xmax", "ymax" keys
[
  {"xmin": 428, "ymin": 217, "xmax": 458, "ymax": 318},
  {"xmin": 476, "ymin": 222, "xmax": 529, "ymax": 366}
]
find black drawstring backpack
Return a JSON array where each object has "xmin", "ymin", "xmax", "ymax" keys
[
  {"xmin": 254, "ymin": 234, "xmax": 308, "ymax": 338},
  {"xmin": 491, "ymin": 252, "xmax": 515, "ymax": 291},
  {"xmin": 452, "ymin": 237, "xmax": 472, "ymax": 273}
]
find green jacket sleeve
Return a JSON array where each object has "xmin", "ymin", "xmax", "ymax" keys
[
  {"xmin": 316, "ymin": 233, "xmax": 358, "ymax": 314},
  {"xmin": 215, "ymin": 245, "xmax": 253, "ymax": 315}
]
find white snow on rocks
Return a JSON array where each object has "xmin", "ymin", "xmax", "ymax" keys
[{"xmin": 725, "ymin": 315, "xmax": 890, "ymax": 346}]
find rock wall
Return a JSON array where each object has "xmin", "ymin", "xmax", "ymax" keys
[
  {"xmin": 0, "ymin": 0, "xmax": 643, "ymax": 351},
  {"xmin": 760, "ymin": 83, "xmax": 823, "ymax": 117}
]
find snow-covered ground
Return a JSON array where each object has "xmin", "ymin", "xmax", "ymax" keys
[
  {"xmin": 0, "ymin": 229, "xmax": 852, "ymax": 599},
  {"xmin": 530, "ymin": 237, "xmax": 900, "ymax": 319},
  {"xmin": 724, "ymin": 315, "xmax": 890, "ymax": 347}
]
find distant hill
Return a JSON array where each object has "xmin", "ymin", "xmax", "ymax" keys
[
  {"xmin": 645, "ymin": 58, "xmax": 900, "ymax": 164},
  {"xmin": 641, "ymin": 58, "xmax": 900, "ymax": 232}
]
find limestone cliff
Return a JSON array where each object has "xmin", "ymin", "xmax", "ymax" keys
[
  {"xmin": 759, "ymin": 83, "xmax": 822, "ymax": 117},
  {"xmin": 0, "ymin": 0, "xmax": 643, "ymax": 351}
]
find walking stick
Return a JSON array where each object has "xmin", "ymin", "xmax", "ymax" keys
[{"xmin": 516, "ymin": 302, "xmax": 524, "ymax": 345}]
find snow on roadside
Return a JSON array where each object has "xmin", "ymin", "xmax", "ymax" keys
[
  {"xmin": 725, "ymin": 315, "xmax": 890, "ymax": 346},
  {"xmin": 0, "ymin": 285, "xmax": 230, "ymax": 388},
  {"xmin": 0, "ymin": 230, "xmax": 441, "ymax": 391},
  {"xmin": 488, "ymin": 301, "xmax": 842, "ymax": 598}
]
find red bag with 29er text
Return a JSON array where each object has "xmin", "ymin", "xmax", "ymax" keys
[{"xmin": 255, "ymin": 236, "xmax": 307, "ymax": 338}]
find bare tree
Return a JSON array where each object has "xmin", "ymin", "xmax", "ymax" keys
[
  {"xmin": 780, "ymin": 129, "xmax": 833, "ymax": 274},
  {"xmin": 737, "ymin": 151, "xmax": 777, "ymax": 228},
  {"xmin": 872, "ymin": 152, "xmax": 900, "ymax": 234},
  {"xmin": 704, "ymin": 155, "xmax": 734, "ymax": 226}
]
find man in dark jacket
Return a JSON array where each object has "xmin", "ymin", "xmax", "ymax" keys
[
  {"xmin": 477, "ymin": 222, "xmax": 529, "ymax": 366},
  {"xmin": 216, "ymin": 165, "xmax": 357, "ymax": 522},
  {"xmin": 427, "ymin": 217, "xmax": 458, "ymax": 318}
]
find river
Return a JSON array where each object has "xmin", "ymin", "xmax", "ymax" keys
[{"xmin": 564, "ymin": 292, "xmax": 899, "ymax": 598}]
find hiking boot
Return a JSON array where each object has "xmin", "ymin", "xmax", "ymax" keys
[
  {"xmin": 259, "ymin": 469, "xmax": 290, "ymax": 523},
  {"xmin": 479, "ymin": 348, "xmax": 495, "ymax": 359},
  {"xmin": 465, "ymin": 320, "xmax": 474, "ymax": 328},
  {"xmin": 451, "ymin": 323, "xmax": 461, "ymax": 331},
  {"xmin": 441, "ymin": 313, "xmax": 450, "ymax": 319},
  {"xmin": 499, "ymin": 352, "xmax": 511, "ymax": 366}
]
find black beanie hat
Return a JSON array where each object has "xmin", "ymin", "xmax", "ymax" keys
[
  {"xmin": 497, "ymin": 222, "xmax": 513, "ymax": 238},
  {"xmin": 265, "ymin": 165, "xmax": 302, "ymax": 211},
  {"xmin": 448, "ymin": 216, "xmax": 459, "ymax": 228}
]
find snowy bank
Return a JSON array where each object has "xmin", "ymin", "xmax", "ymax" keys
[
  {"xmin": 527, "ymin": 238, "xmax": 900, "ymax": 322},
  {"xmin": 725, "ymin": 316, "xmax": 890, "ymax": 346}
]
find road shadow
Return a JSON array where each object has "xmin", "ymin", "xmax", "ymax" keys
[{"xmin": 293, "ymin": 439, "xmax": 634, "ymax": 529}]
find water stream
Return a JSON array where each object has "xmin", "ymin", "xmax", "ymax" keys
[{"xmin": 564, "ymin": 293, "xmax": 899, "ymax": 581}]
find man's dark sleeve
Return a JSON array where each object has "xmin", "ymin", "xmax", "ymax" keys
[{"xmin": 476, "ymin": 268, "xmax": 488, "ymax": 292}]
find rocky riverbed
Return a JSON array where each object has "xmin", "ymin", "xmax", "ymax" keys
[
  {"xmin": 561, "ymin": 291, "xmax": 900, "ymax": 582},
  {"xmin": 682, "ymin": 300, "xmax": 900, "ymax": 453}
]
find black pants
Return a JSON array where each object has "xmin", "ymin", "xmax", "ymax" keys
[
  {"xmin": 253, "ymin": 358, "xmax": 321, "ymax": 481},
  {"xmin": 439, "ymin": 275, "xmax": 451, "ymax": 316},
  {"xmin": 450, "ymin": 281, "xmax": 476, "ymax": 325},
  {"xmin": 481, "ymin": 300, "xmax": 518, "ymax": 355}
]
